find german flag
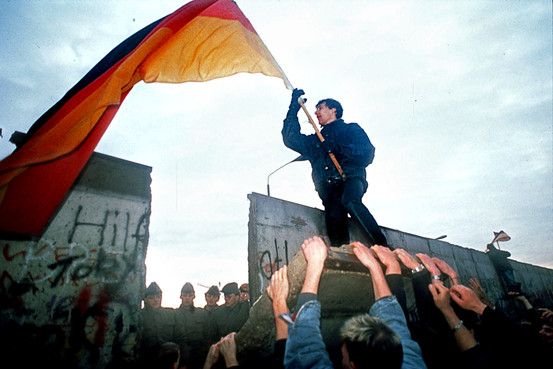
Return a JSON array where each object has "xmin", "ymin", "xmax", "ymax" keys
[{"xmin": 0, "ymin": 0, "xmax": 290, "ymax": 235}]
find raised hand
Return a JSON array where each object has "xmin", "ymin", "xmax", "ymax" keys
[
  {"xmin": 428, "ymin": 280, "xmax": 452, "ymax": 313},
  {"xmin": 288, "ymin": 88, "xmax": 306, "ymax": 114},
  {"xmin": 372, "ymin": 245, "xmax": 401, "ymax": 274},
  {"xmin": 301, "ymin": 236, "xmax": 328, "ymax": 270},
  {"xmin": 416, "ymin": 253, "xmax": 441, "ymax": 280},
  {"xmin": 450, "ymin": 284, "xmax": 487, "ymax": 315},
  {"xmin": 219, "ymin": 333, "xmax": 239, "ymax": 368},
  {"xmin": 203, "ymin": 342, "xmax": 220, "ymax": 369},
  {"xmin": 468, "ymin": 277, "xmax": 494, "ymax": 308},
  {"xmin": 393, "ymin": 248, "xmax": 421, "ymax": 270},
  {"xmin": 538, "ymin": 308, "xmax": 553, "ymax": 324},
  {"xmin": 351, "ymin": 241, "xmax": 380, "ymax": 271},
  {"xmin": 433, "ymin": 257, "xmax": 459, "ymax": 285},
  {"xmin": 300, "ymin": 236, "xmax": 328, "ymax": 294},
  {"xmin": 267, "ymin": 265, "xmax": 289, "ymax": 304}
]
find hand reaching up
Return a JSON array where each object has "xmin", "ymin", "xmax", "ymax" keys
[
  {"xmin": 394, "ymin": 248, "xmax": 421, "ymax": 270},
  {"xmin": 433, "ymin": 257, "xmax": 459, "ymax": 285},
  {"xmin": 371, "ymin": 245, "xmax": 401, "ymax": 275},
  {"xmin": 450, "ymin": 284, "xmax": 487, "ymax": 315},
  {"xmin": 351, "ymin": 241, "xmax": 381, "ymax": 271}
]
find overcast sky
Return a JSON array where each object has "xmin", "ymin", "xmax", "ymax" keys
[{"xmin": 1, "ymin": 0, "xmax": 551, "ymax": 308}]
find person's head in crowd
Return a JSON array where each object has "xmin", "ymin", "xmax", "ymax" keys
[
  {"xmin": 157, "ymin": 342, "xmax": 180, "ymax": 369},
  {"xmin": 340, "ymin": 313, "xmax": 403, "ymax": 369},
  {"xmin": 205, "ymin": 285, "xmax": 220, "ymax": 309},
  {"xmin": 144, "ymin": 282, "xmax": 162, "ymax": 310},
  {"xmin": 180, "ymin": 282, "xmax": 195, "ymax": 307},
  {"xmin": 539, "ymin": 321, "xmax": 553, "ymax": 347},
  {"xmin": 221, "ymin": 282, "xmax": 240, "ymax": 308},
  {"xmin": 239, "ymin": 283, "xmax": 249, "ymax": 302}
]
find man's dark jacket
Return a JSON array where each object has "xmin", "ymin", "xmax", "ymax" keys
[
  {"xmin": 175, "ymin": 305, "xmax": 217, "ymax": 369},
  {"xmin": 212, "ymin": 300, "xmax": 249, "ymax": 337},
  {"xmin": 282, "ymin": 115, "xmax": 375, "ymax": 192},
  {"xmin": 139, "ymin": 305, "xmax": 187, "ymax": 364}
]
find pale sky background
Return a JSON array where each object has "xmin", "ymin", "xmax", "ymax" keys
[{"xmin": 1, "ymin": 0, "xmax": 551, "ymax": 308}]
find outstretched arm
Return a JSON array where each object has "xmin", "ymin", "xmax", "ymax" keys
[
  {"xmin": 356, "ymin": 243, "xmax": 428, "ymax": 369},
  {"xmin": 429, "ymin": 281, "xmax": 478, "ymax": 352},
  {"xmin": 203, "ymin": 342, "xmax": 220, "ymax": 369},
  {"xmin": 468, "ymin": 278, "xmax": 494, "ymax": 309},
  {"xmin": 351, "ymin": 242, "xmax": 391, "ymax": 300},
  {"xmin": 417, "ymin": 253, "xmax": 442, "ymax": 282},
  {"xmin": 450, "ymin": 285, "xmax": 487, "ymax": 315},
  {"xmin": 300, "ymin": 236, "xmax": 328, "ymax": 295},
  {"xmin": 433, "ymin": 257, "xmax": 459, "ymax": 285},
  {"xmin": 267, "ymin": 266, "xmax": 290, "ymax": 341},
  {"xmin": 372, "ymin": 245, "xmax": 401, "ymax": 275},
  {"xmin": 282, "ymin": 89, "xmax": 311, "ymax": 154},
  {"xmin": 283, "ymin": 236, "xmax": 333, "ymax": 369},
  {"xmin": 219, "ymin": 333, "xmax": 239, "ymax": 369},
  {"xmin": 372, "ymin": 245, "xmax": 407, "ymax": 316}
]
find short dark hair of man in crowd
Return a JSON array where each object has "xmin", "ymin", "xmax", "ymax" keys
[{"xmin": 341, "ymin": 314, "xmax": 403, "ymax": 369}]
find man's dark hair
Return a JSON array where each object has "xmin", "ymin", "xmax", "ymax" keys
[
  {"xmin": 158, "ymin": 342, "xmax": 180, "ymax": 369},
  {"xmin": 317, "ymin": 98, "xmax": 343, "ymax": 119},
  {"xmin": 341, "ymin": 314, "xmax": 403, "ymax": 369}
]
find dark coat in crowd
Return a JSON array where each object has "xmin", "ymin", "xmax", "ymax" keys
[
  {"xmin": 139, "ymin": 305, "xmax": 186, "ymax": 367},
  {"xmin": 175, "ymin": 305, "xmax": 217, "ymax": 369},
  {"xmin": 212, "ymin": 300, "xmax": 250, "ymax": 338}
]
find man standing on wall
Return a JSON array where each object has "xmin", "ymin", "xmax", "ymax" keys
[
  {"xmin": 282, "ymin": 88, "xmax": 389, "ymax": 247},
  {"xmin": 485, "ymin": 243, "xmax": 521, "ymax": 293}
]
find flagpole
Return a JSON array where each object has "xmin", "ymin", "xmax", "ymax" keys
[{"xmin": 260, "ymin": 31, "xmax": 344, "ymax": 178}]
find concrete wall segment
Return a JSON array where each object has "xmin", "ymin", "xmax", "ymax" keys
[
  {"xmin": 0, "ymin": 152, "xmax": 151, "ymax": 369},
  {"xmin": 244, "ymin": 192, "xmax": 553, "ymax": 359}
]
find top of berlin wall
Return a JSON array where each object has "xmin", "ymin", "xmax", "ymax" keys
[
  {"xmin": 74, "ymin": 152, "xmax": 152, "ymax": 200},
  {"xmin": 246, "ymin": 192, "xmax": 553, "ymax": 316},
  {"xmin": 241, "ymin": 192, "xmax": 553, "ymax": 364},
  {"xmin": 246, "ymin": 191, "xmax": 543, "ymax": 264}
]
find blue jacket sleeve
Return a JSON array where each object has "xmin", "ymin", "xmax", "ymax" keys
[
  {"xmin": 338, "ymin": 123, "xmax": 375, "ymax": 167},
  {"xmin": 284, "ymin": 300, "xmax": 334, "ymax": 369},
  {"xmin": 370, "ymin": 296, "xmax": 427, "ymax": 369},
  {"xmin": 282, "ymin": 115, "xmax": 313, "ymax": 156}
]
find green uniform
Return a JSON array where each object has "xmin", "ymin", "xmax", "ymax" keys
[
  {"xmin": 175, "ymin": 305, "xmax": 217, "ymax": 369},
  {"xmin": 212, "ymin": 300, "xmax": 250, "ymax": 337},
  {"xmin": 138, "ymin": 305, "xmax": 186, "ymax": 367}
]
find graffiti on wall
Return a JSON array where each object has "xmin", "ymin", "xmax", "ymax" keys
[
  {"xmin": 258, "ymin": 238, "xmax": 290, "ymax": 281},
  {"xmin": 0, "ymin": 201, "xmax": 150, "ymax": 366},
  {"xmin": 2, "ymin": 206, "xmax": 148, "ymax": 289}
]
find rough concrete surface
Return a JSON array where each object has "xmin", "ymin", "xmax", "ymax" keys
[
  {"xmin": 243, "ymin": 192, "xmax": 553, "ymax": 364},
  {"xmin": 237, "ymin": 245, "xmax": 374, "ymax": 364}
]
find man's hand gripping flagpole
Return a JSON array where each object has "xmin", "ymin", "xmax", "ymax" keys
[{"xmin": 274, "ymin": 48, "xmax": 346, "ymax": 181}]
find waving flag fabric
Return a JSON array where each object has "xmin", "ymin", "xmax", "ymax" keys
[{"xmin": 0, "ymin": 0, "xmax": 291, "ymax": 235}]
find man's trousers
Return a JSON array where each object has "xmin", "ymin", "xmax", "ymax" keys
[{"xmin": 317, "ymin": 177, "xmax": 389, "ymax": 247}]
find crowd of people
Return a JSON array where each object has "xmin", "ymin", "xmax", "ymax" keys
[
  {"xmin": 114, "ymin": 90, "xmax": 552, "ymax": 368},
  {"xmin": 122, "ymin": 235, "xmax": 552, "ymax": 369},
  {"xmin": 136, "ymin": 280, "xmax": 250, "ymax": 369}
]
